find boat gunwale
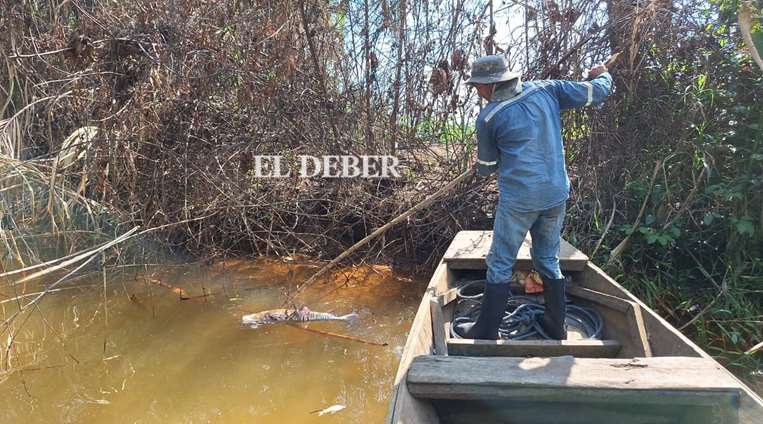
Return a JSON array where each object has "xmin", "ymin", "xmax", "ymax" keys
[{"xmin": 386, "ymin": 232, "xmax": 763, "ymax": 423}]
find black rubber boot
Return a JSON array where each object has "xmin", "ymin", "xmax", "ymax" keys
[
  {"xmin": 540, "ymin": 276, "xmax": 567, "ymax": 340},
  {"xmin": 454, "ymin": 283, "xmax": 510, "ymax": 340}
]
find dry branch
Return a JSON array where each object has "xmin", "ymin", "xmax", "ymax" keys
[
  {"xmin": 288, "ymin": 324, "xmax": 388, "ymax": 346},
  {"xmin": 287, "ymin": 168, "xmax": 474, "ymax": 304},
  {"xmin": 607, "ymin": 160, "xmax": 662, "ymax": 266}
]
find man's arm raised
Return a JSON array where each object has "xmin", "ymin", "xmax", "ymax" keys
[{"xmin": 549, "ymin": 64, "xmax": 613, "ymax": 110}]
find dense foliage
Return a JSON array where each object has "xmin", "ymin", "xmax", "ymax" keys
[
  {"xmin": 1, "ymin": 0, "xmax": 761, "ymax": 382},
  {"xmin": 567, "ymin": 0, "xmax": 763, "ymax": 377}
]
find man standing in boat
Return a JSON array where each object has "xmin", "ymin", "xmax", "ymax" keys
[{"xmin": 455, "ymin": 55, "xmax": 612, "ymax": 340}]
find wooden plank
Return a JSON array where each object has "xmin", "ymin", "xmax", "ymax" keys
[
  {"xmin": 436, "ymin": 286, "xmax": 459, "ymax": 306},
  {"xmin": 430, "ymin": 297, "xmax": 448, "ymax": 356},
  {"xmin": 567, "ymin": 285, "xmax": 631, "ymax": 312},
  {"xmin": 567, "ymin": 285, "xmax": 652, "ymax": 357},
  {"xmin": 434, "ymin": 262, "xmax": 456, "ymax": 295},
  {"xmin": 441, "ymin": 301, "xmax": 455, "ymax": 352},
  {"xmin": 580, "ymin": 264, "xmax": 702, "ymax": 357},
  {"xmin": 386, "ymin": 289, "xmax": 437, "ymax": 423},
  {"xmin": 407, "ymin": 356, "xmax": 741, "ymax": 412},
  {"xmin": 442, "ymin": 231, "xmax": 588, "ymax": 271},
  {"xmin": 408, "ymin": 356, "xmax": 740, "ymax": 391},
  {"xmin": 580, "ymin": 263, "xmax": 763, "ymax": 423},
  {"xmin": 628, "ymin": 300, "xmax": 653, "ymax": 357},
  {"xmin": 433, "ymin": 399, "xmax": 736, "ymax": 424},
  {"xmin": 446, "ymin": 338, "xmax": 621, "ymax": 358},
  {"xmin": 385, "ymin": 266, "xmax": 442, "ymax": 424}
]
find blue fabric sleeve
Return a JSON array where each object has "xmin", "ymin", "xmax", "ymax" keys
[
  {"xmin": 549, "ymin": 72, "xmax": 613, "ymax": 110},
  {"xmin": 476, "ymin": 117, "xmax": 498, "ymax": 176}
]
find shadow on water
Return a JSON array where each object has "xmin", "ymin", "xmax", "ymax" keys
[{"xmin": 0, "ymin": 258, "xmax": 427, "ymax": 423}]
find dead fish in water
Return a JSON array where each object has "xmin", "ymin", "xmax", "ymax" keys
[
  {"xmin": 310, "ymin": 404, "xmax": 346, "ymax": 416},
  {"xmin": 242, "ymin": 306, "xmax": 358, "ymax": 328}
]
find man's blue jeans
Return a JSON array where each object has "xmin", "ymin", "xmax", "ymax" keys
[{"xmin": 486, "ymin": 202, "xmax": 566, "ymax": 285}]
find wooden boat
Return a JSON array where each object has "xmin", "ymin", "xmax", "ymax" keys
[{"xmin": 387, "ymin": 231, "xmax": 763, "ymax": 424}]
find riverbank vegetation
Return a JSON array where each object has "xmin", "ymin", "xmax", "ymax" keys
[{"xmin": 1, "ymin": 0, "xmax": 761, "ymax": 386}]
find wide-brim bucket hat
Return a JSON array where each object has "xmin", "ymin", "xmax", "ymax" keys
[{"xmin": 465, "ymin": 55, "xmax": 521, "ymax": 85}]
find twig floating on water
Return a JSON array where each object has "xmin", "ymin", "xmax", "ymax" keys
[{"xmin": 288, "ymin": 324, "xmax": 388, "ymax": 347}]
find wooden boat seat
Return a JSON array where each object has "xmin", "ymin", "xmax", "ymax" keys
[
  {"xmin": 442, "ymin": 231, "xmax": 588, "ymax": 271},
  {"xmin": 434, "ymin": 284, "xmax": 648, "ymax": 358},
  {"xmin": 446, "ymin": 338, "xmax": 622, "ymax": 358},
  {"xmin": 407, "ymin": 356, "xmax": 741, "ymax": 424}
]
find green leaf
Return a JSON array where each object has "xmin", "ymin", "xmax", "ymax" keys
[
  {"xmin": 703, "ymin": 213, "xmax": 715, "ymax": 226},
  {"xmin": 752, "ymin": 30, "xmax": 763, "ymax": 59},
  {"xmin": 734, "ymin": 217, "xmax": 755, "ymax": 236},
  {"xmin": 696, "ymin": 74, "xmax": 707, "ymax": 90}
]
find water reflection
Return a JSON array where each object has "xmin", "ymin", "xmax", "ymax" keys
[{"xmin": 0, "ymin": 259, "xmax": 426, "ymax": 423}]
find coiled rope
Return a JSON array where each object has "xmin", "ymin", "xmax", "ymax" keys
[{"xmin": 450, "ymin": 280, "xmax": 604, "ymax": 340}]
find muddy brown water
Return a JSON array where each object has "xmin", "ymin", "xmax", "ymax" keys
[{"xmin": 0, "ymin": 259, "xmax": 426, "ymax": 423}]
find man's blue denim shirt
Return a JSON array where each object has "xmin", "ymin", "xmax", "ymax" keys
[{"xmin": 476, "ymin": 73, "xmax": 613, "ymax": 212}]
